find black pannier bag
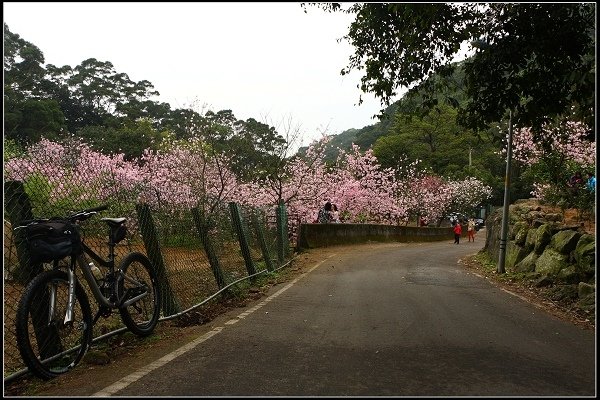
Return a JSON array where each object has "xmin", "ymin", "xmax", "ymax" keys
[
  {"xmin": 25, "ymin": 219, "xmax": 83, "ymax": 263},
  {"xmin": 110, "ymin": 224, "xmax": 127, "ymax": 244}
]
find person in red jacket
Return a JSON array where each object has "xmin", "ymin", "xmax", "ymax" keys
[{"xmin": 453, "ymin": 221, "xmax": 462, "ymax": 244}]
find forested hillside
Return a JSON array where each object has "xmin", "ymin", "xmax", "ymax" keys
[{"xmin": 298, "ymin": 64, "xmax": 511, "ymax": 205}]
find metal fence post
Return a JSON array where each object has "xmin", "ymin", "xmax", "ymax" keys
[
  {"xmin": 191, "ymin": 208, "xmax": 227, "ymax": 289},
  {"xmin": 276, "ymin": 200, "xmax": 289, "ymax": 265},
  {"xmin": 4, "ymin": 181, "xmax": 41, "ymax": 284},
  {"xmin": 228, "ymin": 202, "xmax": 256, "ymax": 276},
  {"xmin": 251, "ymin": 210, "xmax": 275, "ymax": 272},
  {"xmin": 4, "ymin": 180, "xmax": 63, "ymax": 357},
  {"xmin": 135, "ymin": 203, "xmax": 180, "ymax": 316}
]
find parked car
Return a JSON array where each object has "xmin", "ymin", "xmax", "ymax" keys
[
  {"xmin": 475, "ymin": 218, "xmax": 485, "ymax": 230},
  {"xmin": 447, "ymin": 212, "xmax": 467, "ymax": 225}
]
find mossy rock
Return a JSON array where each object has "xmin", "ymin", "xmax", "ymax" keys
[
  {"xmin": 506, "ymin": 241, "xmax": 529, "ymax": 271},
  {"xmin": 547, "ymin": 284, "xmax": 579, "ymax": 302},
  {"xmin": 574, "ymin": 236, "xmax": 596, "ymax": 275},
  {"xmin": 514, "ymin": 252, "xmax": 539, "ymax": 273},
  {"xmin": 555, "ymin": 265, "xmax": 582, "ymax": 284},
  {"xmin": 535, "ymin": 248, "xmax": 570, "ymax": 276},
  {"xmin": 574, "ymin": 234, "xmax": 595, "ymax": 262},
  {"xmin": 524, "ymin": 227, "xmax": 537, "ymax": 252},
  {"xmin": 83, "ymin": 349, "xmax": 111, "ymax": 365},
  {"xmin": 534, "ymin": 224, "xmax": 554, "ymax": 254},
  {"xmin": 577, "ymin": 293, "xmax": 596, "ymax": 312},
  {"xmin": 575, "ymin": 234, "xmax": 595, "ymax": 249},
  {"xmin": 549, "ymin": 230, "xmax": 582, "ymax": 254},
  {"xmin": 578, "ymin": 282, "xmax": 595, "ymax": 297},
  {"xmin": 513, "ymin": 222, "xmax": 529, "ymax": 245},
  {"xmin": 545, "ymin": 213, "xmax": 563, "ymax": 222}
]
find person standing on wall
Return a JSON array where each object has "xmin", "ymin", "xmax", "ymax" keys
[
  {"xmin": 317, "ymin": 201, "xmax": 333, "ymax": 223},
  {"xmin": 331, "ymin": 204, "xmax": 340, "ymax": 223},
  {"xmin": 586, "ymin": 171, "xmax": 596, "ymax": 193}
]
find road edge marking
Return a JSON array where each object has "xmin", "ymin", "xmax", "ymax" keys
[{"xmin": 92, "ymin": 254, "xmax": 336, "ymax": 397}]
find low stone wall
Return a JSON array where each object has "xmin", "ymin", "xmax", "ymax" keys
[
  {"xmin": 484, "ymin": 199, "xmax": 595, "ymax": 313},
  {"xmin": 297, "ymin": 223, "xmax": 456, "ymax": 249}
]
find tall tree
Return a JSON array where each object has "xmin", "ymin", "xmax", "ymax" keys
[
  {"xmin": 4, "ymin": 23, "xmax": 67, "ymax": 143},
  {"xmin": 3, "ymin": 23, "xmax": 46, "ymax": 99},
  {"xmin": 64, "ymin": 58, "xmax": 161, "ymax": 130},
  {"xmin": 309, "ymin": 3, "xmax": 595, "ymax": 131},
  {"xmin": 373, "ymin": 104, "xmax": 465, "ymax": 173}
]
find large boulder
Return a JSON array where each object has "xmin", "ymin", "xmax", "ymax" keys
[
  {"xmin": 535, "ymin": 248, "xmax": 570, "ymax": 276},
  {"xmin": 512, "ymin": 222, "xmax": 529, "ymax": 245},
  {"xmin": 534, "ymin": 224, "xmax": 554, "ymax": 254},
  {"xmin": 549, "ymin": 230, "xmax": 582, "ymax": 254},
  {"xmin": 555, "ymin": 265, "xmax": 581, "ymax": 284},
  {"xmin": 506, "ymin": 241, "xmax": 529, "ymax": 271},
  {"xmin": 524, "ymin": 227, "xmax": 537, "ymax": 253},
  {"xmin": 514, "ymin": 252, "xmax": 539, "ymax": 273},
  {"xmin": 574, "ymin": 235, "xmax": 596, "ymax": 278}
]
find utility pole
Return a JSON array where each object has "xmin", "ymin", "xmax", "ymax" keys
[{"xmin": 498, "ymin": 110, "xmax": 513, "ymax": 274}]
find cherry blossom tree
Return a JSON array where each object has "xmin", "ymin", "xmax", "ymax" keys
[
  {"xmin": 5, "ymin": 136, "xmax": 493, "ymax": 230},
  {"xmin": 4, "ymin": 138, "xmax": 143, "ymax": 214},
  {"xmin": 507, "ymin": 119, "xmax": 595, "ymax": 206}
]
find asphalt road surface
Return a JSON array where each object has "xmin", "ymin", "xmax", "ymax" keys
[{"xmin": 63, "ymin": 242, "xmax": 600, "ymax": 396}]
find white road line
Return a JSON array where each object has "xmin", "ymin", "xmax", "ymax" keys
[
  {"xmin": 92, "ymin": 254, "xmax": 335, "ymax": 397},
  {"xmin": 501, "ymin": 288, "xmax": 529, "ymax": 302}
]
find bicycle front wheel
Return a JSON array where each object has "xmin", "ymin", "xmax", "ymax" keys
[
  {"xmin": 15, "ymin": 269, "xmax": 92, "ymax": 380},
  {"xmin": 118, "ymin": 252, "xmax": 161, "ymax": 336}
]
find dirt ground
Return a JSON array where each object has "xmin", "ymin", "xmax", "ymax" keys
[
  {"xmin": 552, "ymin": 206, "xmax": 595, "ymax": 235},
  {"xmin": 4, "ymin": 213, "xmax": 595, "ymax": 396}
]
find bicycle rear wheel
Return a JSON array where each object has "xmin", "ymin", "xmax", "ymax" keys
[
  {"xmin": 15, "ymin": 269, "xmax": 92, "ymax": 380},
  {"xmin": 118, "ymin": 252, "xmax": 161, "ymax": 336}
]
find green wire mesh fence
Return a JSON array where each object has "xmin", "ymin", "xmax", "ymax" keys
[{"xmin": 3, "ymin": 178, "xmax": 294, "ymax": 380}]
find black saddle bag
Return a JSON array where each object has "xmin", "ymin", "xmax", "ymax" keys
[{"xmin": 25, "ymin": 219, "xmax": 82, "ymax": 263}]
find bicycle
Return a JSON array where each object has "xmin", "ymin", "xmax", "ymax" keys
[{"xmin": 13, "ymin": 204, "xmax": 162, "ymax": 380}]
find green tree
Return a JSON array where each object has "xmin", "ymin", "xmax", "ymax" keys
[
  {"xmin": 310, "ymin": 3, "xmax": 595, "ymax": 131},
  {"xmin": 160, "ymin": 107, "xmax": 210, "ymax": 140},
  {"xmin": 373, "ymin": 104, "xmax": 464, "ymax": 173},
  {"xmin": 196, "ymin": 110, "xmax": 288, "ymax": 182},
  {"xmin": 77, "ymin": 119, "xmax": 169, "ymax": 159},
  {"xmin": 4, "ymin": 23, "xmax": 67, "ymax": 144},
  {"xmin": 6, "ymin": 99, "xmax": 67, "ymax": 143},
  {"xmin": 64, "ymin": 58, "xmax": 161, "ymax": 130},
  {"xmin": 3, "ymin": 23, "xmax": 46, "ymax": 100}
]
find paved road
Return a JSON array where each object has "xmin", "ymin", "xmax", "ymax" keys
[{"xmin": 89, "ymin": 241, "xmax": 595, "ymax": 396}]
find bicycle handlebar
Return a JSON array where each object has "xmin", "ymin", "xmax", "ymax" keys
[
  {"xmin": 66, "ymin": 204, "xmax": 109, "ymax": 222},
  {"xmin": 16, "ymin": 204, "xmax": 110, "ymax": 227},
  {"xmin": 83, "ymin": 204, "xmax": 109, "ymax": 213}
]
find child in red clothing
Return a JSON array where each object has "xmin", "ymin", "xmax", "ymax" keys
[{"xmin": 453, "ymin": 222, "xmax": 462, "ymax": 244}]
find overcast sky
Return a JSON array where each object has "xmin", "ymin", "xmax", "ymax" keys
[{"xmin": 4, "ymin": 2, "xmax": 402, "ymax": 148}]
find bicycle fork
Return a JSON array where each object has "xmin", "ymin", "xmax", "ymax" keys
[
  {"xmin": 63, "ymin": 268, "xmax": 77, "ymax": 325},
  {"xmin": 49, "ymin": 262, "xmax": 78, "ymax": 326}
]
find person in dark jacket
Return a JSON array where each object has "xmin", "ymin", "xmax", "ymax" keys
[{"xmin": 317, "ymin": 201, "xmax": 333, "ymax": 223}]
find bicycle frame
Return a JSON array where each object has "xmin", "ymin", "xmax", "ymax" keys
[
  {"xmin": 61, "ymin": 228, "xmax": 150, "ymax": 324},
  {"xmin": 74, "ymin": 241, "xmax": 117, "ymax": 309}
]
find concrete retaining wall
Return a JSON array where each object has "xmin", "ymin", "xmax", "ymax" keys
[{"xmin": 297, "ymin": 223, "xmax": 457, "ymax": 249}]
